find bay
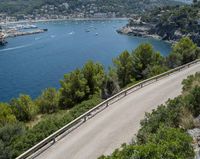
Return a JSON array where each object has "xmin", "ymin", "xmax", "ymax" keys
[{"xmin": 0, "ymin": 20, "xmax": 171, "ymax": 101}]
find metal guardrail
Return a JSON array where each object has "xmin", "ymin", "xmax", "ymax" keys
[{"xmin": 16, "ymin": 59, "xmax": 200, "ymax": 159}]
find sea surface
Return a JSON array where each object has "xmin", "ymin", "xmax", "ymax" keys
[{"xmin": 0, "ymin": 20, "xmax": 171, "ymax": 101}]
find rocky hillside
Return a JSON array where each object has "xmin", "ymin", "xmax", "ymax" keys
[
  {"xmin": 0, "ymin": 0, "xmax": 184, "ymax": 18},
  {"xmin": 118, "ymin": 2, "xmax": 200, "ymax": 46}
]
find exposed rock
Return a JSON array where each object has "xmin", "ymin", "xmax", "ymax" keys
[{"xmin": 188, "ymin": 128, "xmax": 200, "ymax": 159}]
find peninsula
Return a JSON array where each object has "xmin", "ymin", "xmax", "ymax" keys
[{"xmin": 117, "ymin": 2, "xmax": 200, "ymax": 45}]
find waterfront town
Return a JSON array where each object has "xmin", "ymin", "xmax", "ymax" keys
[{"xmin": 0, "ymin": 3, "xmax": 119, "ymax": 24}]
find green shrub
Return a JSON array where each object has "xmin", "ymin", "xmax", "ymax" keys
[
  {"xmin": 182, "ymin": 72, "xmax": 200, "ymax": 94},
  {"xmin": 167, "ymin": 37, "xmax": 199, "ymax": 68},
  {"xmin": 185, "ymin": 86, "xmax": 200, "ymax": 117},
  {"xmin": 10, "ymin": 95, "xmax": 37, "ymax": 122},
  {"xmin": 36, "ymin": 88, "xmax": 59, "ymax": 114},
  {"xmin": 0, "ymin": 103, "xmax": 16, "ymax": 127},
  {"xmin": 99, "ymin": 127, "xmax": 194, "ymax": 159},
  {"xmin": 137, "ymin": 97, "xmax": 183, "ymax": 143},
  {"xmin": 59, "ymin": 69, "xmax": 89, "ymax": 109},
  {"xmin": 0, "ymin": 123, "xmax": 25, "ymax": 159},
  {"xmin": 11, "ymin": 97, "xmax": 102, "ymax": 158}
]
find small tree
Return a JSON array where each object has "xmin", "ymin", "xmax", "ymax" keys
[
  {"xmin": 167, "ymin": 37, "xmax": 199, "ymax": 68},
  {"xmin": 0, "ymin": 103, "xmax": 16, "ymax": 127},
  {"xmin": 102, "ymin": 68, "xmax": 120, "ymax": 99},
  {"xmin": 0, "ymin": 123, "xmax": 25, "ymax": 159},
  {"xmin": 82, "ymin": 61, "xmax": 105, "ymax": 97},
  {"xmin": 132, "ymin": 44, "xmax": 164, "ymax": 79},
  {"xmin": 59, "ymin": 69, "xmax": 89, "ymax": 109},
  {"xmin": 113, "ymin": 50, "xmax": 133, "ymax": 87},
  {"xmin": 10, "ymin": 95, "xmax": 36, "ymax": 122},
  {"xmin": 36, "ymin": 88, "xmax": 59, "ymax": 114},
  {"xmin": 185, "ymin": 86, "xmax": 200, "ymax": 117}
]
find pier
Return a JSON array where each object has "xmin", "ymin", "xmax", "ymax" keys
[
  {"xmin": 7, "ymin": 29, "xmax": 48, "ymax": 38},
  {"xmin": 0, "ymin": 23, "xmax": 48, "ymax": 45}
]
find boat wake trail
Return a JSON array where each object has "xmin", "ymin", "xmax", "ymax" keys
[{"xmin": 0, "ymin": 44, "xmax": 32, "ymax": 52}]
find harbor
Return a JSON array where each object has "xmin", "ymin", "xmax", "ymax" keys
[
  {"xmin": 6, "ymin": 28, "xmax": 47, "ymax": 38},
  {"xmin": 0, "ymin": 23, "xmax": 47, "ymax": 45}
]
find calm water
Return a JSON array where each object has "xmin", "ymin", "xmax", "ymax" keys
[{"xmin": 0, "ymin": 20, "xmax": 171, "ymax": 101}]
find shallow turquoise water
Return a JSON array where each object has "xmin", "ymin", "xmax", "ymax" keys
[{"xmin": 0, "ymin": 20, "xmax": 171, "ymax": 101}]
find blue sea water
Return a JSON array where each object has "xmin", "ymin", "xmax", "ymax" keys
[{"xmin": 0, "ymin": 20, "xmax": 171, "ymax": 101}]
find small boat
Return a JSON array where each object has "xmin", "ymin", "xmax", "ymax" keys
[
  {"xmin": 43, "ymin": 28, "xmax": 48, "ymax": 32},
  {"xmin": 85, "ymin": 29, "xmax": 90, "ymax": 32},
  {"xmin": 68, "ymin": 31, "xmax": 74, "ymax": 35},
  {"xmin": 95, "ymin": 33, "xmax": 98, "ymax": 36}
]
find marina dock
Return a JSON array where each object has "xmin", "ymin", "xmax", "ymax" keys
[
  {"xmin": 0, "ymin": 23, "xmax": 48, "ymax": 45},
  {"xmin": 7, "ymin": 29, "xmax": 48, "ymax": 38}
]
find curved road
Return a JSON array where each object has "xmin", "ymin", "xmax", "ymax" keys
[{"xmin": 36, "ymin": 63, "xmax": 200, "ymax": 159}]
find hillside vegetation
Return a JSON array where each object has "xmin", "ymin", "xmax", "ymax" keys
[
  {"xmin": 0, "ymin": 0, "xmax": 183, "ymax": 17},
  {"xmin": 120, "ymin": 2, "xmax": 200, "ymax": 46},
  {"xmin": 0, "ymin": 37, "xmax": 199, "ymax": 158},
  {"xmin": 99, "ymin": 66, "xmax": 200, "ymax": 159}
]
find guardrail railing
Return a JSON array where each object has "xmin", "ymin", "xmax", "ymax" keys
[{"xmin": 16, "ymin": 59, "xmax": 200, "ymax": 159}]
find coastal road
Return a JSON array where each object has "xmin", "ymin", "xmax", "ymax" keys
[{"xmin": 36, "ymin": 63, "xmax": 200, "ymax": 159}]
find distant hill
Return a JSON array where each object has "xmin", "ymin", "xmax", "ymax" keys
[
  {"xmin": 118, "ymin": 2, "xmax": 200, "ymax": 46},
  {"xmin": 0, "ymin": 0, "xmax": 184, "ymax": 18}
]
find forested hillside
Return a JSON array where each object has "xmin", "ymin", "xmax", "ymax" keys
[
  {"xmin": 0, "ymin": 0, "xmax": 183, "ymax": 17},
  {"xmin": 118, "ymin": 2, "xmax": 200, "ymax": 46}
]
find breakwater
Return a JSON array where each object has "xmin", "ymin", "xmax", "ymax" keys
[{"xmin": 6, "ymin": 29, "xmax": 48, "ymax": 38}]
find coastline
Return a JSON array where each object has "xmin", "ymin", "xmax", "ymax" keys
[
  {"xmin": 117, "ymin": 26, "xmax": 176, "ymax": 45},
  {"xmin": 0, "ymin": 17, "xmax": 129, "ymax": 25}
]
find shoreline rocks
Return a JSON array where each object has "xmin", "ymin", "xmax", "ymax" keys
[
  {"xmin": 188, "ymin": 128, "xmax": 200, "ymax": 159},
  {"xmin": 117, "ymin": 17, "xmax": 200, "ymax": 46}
]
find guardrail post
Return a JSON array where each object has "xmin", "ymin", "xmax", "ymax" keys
[
  {"xmin": 124, "ymin": 91, "xmax": 127, "ymax": 96},
  {"xmin": 84, "ymin": 116, "xmax": 87, "ymax": 122},
  {"xmin": 106, "ymin": 101, "xmax": 109, "ymax": 107},
  {"xmin": 53, "ymin": 138, "xmax": 56, "ymax": 144}
]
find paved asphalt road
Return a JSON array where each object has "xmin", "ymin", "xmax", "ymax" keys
[{"xmin": 36, "ymin": 63, "xmax": 200, "ymax": 159}]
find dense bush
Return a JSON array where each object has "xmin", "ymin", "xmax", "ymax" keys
[
  {"xmin": 36, "ymin": 88, "xmax": 59, "ymax": 114},
  {"xmin": 0, "ymin": 103, "xmax": 16, "ymax": 127},
  {"xmin": 99, "ymin": 68, "xmax": 200, "ymax": 159},
  {"xmin": 59, "ymin": 69, "xmax": 89, "ymax": 109},
  {"xmin": 0, "ymin": 123, "xmax": 25, "ymax": 159},
  {"xmin": 167, "ymin": 37, "xmax": 200, "ymax": 68},
  {"xmin": 137, "ymin": 97, "xmax": 183, "ymax": 143},
  {"xmin": 113, "ymin": 50, "xmax": 133, "ymax": 87},
  {"xmin": 185, "ymin": 86, "xmax": 200, "ymax": 117},
  {"xmin": 182, "ymin": 72, "xmax": 200, "ymax": 93},
  {"xmin": 132, "ymin": 43, "xmax": 166, "ymax": 79},
  {"xmin": 113, "ymin": 44, "xmax": 167, "ymax": 87},
  {"xmin": 60, "ymin": 61, "xmax": 104, "ymax": 109},
  {"xmin": 10, "ymin": 95, "xmax": 36, "ymax": 122},
  {"xmin": 82, "ymin": 61, "xmax": 105, "ymax": 97},
  {"xmin": 102, "ymin": 68, "xmax": 120, "ymax": 99},
  {"xmin": 11, "ymin": 97, "xmax": 102, "ymax": 158},
  {"xmin": 99, "ymin": 127, "xmax": 194, "ymax": 159}
]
